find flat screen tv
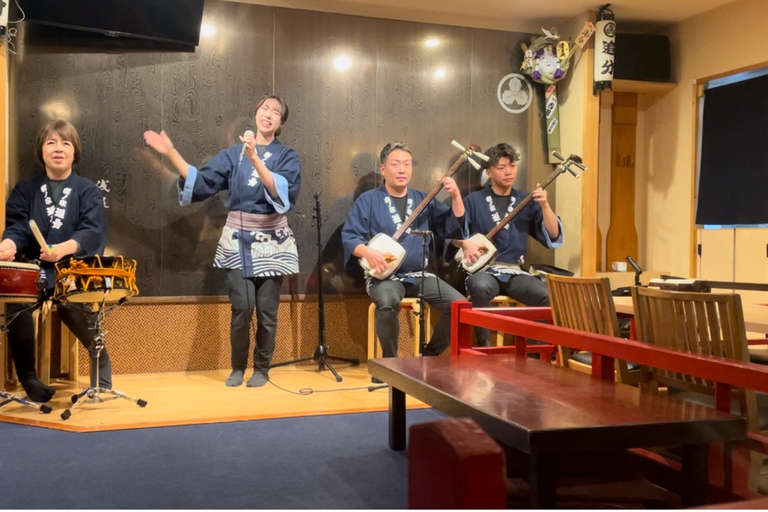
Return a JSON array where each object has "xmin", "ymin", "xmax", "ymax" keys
[{"xmin": 18, "ymin": 0, "xmax": 206, "ymax": 50}]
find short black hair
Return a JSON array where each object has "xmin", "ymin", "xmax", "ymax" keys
[
  {"xmin": 484, "ymin": 142, "xmax": 519, "ymax": 168},
  {"xmin": 379, "ymin": 141, "xmax": 412, "ymax": 165}
]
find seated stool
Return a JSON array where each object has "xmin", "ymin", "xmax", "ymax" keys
[
  {"xmin": 35, "ymin": 306, "xmax": 80, "ymax": 385},
  {"xmin": 490, "ymin": 295, "xmax": 520, "ymax": 346},
  {"xmin": 1, "ymin": 307, "xmax": 53, "ymax": 389},
  {"xmin": 35, "ymin": 308, "xmax": 53, "ymax": 385},
  {"xmin": 367, "ymin": 298, "xmax": 431, "ymax": 359}
]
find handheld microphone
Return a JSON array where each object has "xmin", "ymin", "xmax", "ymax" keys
[
  {"xmin": 410, "ymin": 230, "xmax": 432, "ymax": 237},
  {"xmin": 239, "ymin": 129, "xmax": 255, "ymax": 164},
  {"xmin": 626, "ymin": 255, "xmax": 643, "ymax": 274}
]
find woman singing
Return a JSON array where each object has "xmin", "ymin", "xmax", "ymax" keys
[{"xmin": 143, "ymin": 95, "xmax": 301, "ymax": 388}]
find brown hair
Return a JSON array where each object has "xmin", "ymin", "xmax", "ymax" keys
[
  {"xmin": 254, "ymin": 95, "xmax": 289, "ymax": 137},
  {"xmin": 35, "ymin": 119, "xmax": 82, "ymax": 167}
]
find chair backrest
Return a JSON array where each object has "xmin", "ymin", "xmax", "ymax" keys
[
  {"xmin": 545, "ymin": 274, "xmax": 633, "ymax": 383},
  {"xmin": 546, "ymin": 275, "xmax": 621, "ymax": 336},
  {"xmin": 631, "ymin": 286, "xmax": 758, "ymax": 429}
]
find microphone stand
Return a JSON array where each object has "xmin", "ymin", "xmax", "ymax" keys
[
  {"xmin": 270, "ymin": 192, "xmax": 359, "ymax": 382},
  {"xmin": 626, "ymin": 256, "xmax": 643, "ymax": 287},
  {"xmin": 417, "ymin": 232, "xmax": 429, "ymax": 355}
]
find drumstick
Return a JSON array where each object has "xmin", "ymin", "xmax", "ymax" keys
[{"xmin": 29, "ymin": 220, "xmax": 53, "ymax": 251}]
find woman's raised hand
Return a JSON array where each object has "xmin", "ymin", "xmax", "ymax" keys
[{"xmin": 143, "ymin": 130, "xmax": 174, "ymax": 156}]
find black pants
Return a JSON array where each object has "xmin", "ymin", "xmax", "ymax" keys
[
  {"xmin": 225, "ymin": 270, "xmax": 283, "ymax": 375},
  {"xmin": 465, "ymin": 272, "xmax": 550, "ymax": 346},
  {"xmin": 367, "ymin": 276, "xmax": 465, "ymax": 358},
  {"xmin": 6, "ymin": 302, "xmax": 112, "ymax": 389}
]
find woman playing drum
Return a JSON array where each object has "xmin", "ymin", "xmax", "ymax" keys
[{"xmin": 0, "ymin": 120, "xmax": 112, "ymax": 403}]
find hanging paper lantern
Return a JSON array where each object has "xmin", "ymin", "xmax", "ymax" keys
[{"xmin": 594, "ymin": 4, "xmax": 616, "ymax": 94}]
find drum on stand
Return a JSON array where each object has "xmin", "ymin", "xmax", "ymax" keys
[
  {"xmin": 53, "ymin": 255, "xmax": 145, "ymax": 420},
  {"xmin": 54, "ymin": 255, "xmax": 138, "ymax": 304},
  {"xmin": 0, "ymin": 261, "xmax": 52, "ymax": 413},
  {"xmin": 0, "ymin": 261, "xmax": 41, "ymax": 303}
]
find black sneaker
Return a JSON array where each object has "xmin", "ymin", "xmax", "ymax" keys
[{"xmin": 370, "ymin": 376, "xmax": 384, "ymax": 384}]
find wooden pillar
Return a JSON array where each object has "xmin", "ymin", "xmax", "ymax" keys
[
  {"xmin": 580, "ymin": 15, "xmax": 601, "ymax": 277},
  {"xmin": 605, "ymin": 92, "xmax": 639, "ymax": 268}
]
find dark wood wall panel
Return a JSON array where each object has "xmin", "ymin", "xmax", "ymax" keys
[
  {"xmin": 10, "ymin": 0, "xmax": 536, "ymax": 297},
  {"xmin": 375, "ymin": 20, "xmax": 473, "ymax": 196},
  {"xmin": 12, "ymin": 47, "xmax": 166, "ymax": 294},
  {"xmin": 157, "ymin": 1, "xmax": 275, "ymax": 296},
  {"xmin": 274, "ymin": 9, "xmax": 379, "ymax": 294},
  {"xmin": 468, "ymin": 29, "xmax": 555, "ymax": 268},
  {"xmin": 469, "ymin": 29, "xmax": 531, "ymax": 192}
]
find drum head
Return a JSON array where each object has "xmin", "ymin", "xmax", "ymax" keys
[
  {"xmin": 0, "ymin": 295, "xmax": 39, "ymax": 304},
  {"xmin": 63, "ymin": 289, "xmax": 132, "ymax": 303},
  {"xmin": 0, "ymin": 261, "xmax": 41, "ymax": 271}
]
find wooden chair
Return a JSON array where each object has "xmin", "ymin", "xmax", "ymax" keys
[
  {"xmin": 367, "ymin": 298, "xmax": 430, "ymax": 359},
  {"xmin": 631, "ymin": 287, "xmax": 758, "ymax": 413},
  {"xmin": 545, "ymin": 274, "xmax": 638, "ymax": 384},
  {"xmin": 631, "ymin": 286, "xmax": 768, "ymax": 489}
]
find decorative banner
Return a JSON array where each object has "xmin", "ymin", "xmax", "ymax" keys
[
  {"xmin": 521, "ymin": 27, "xmax": 572, "ymax": 86},
  {"xmin": 521, "ymin": 27, "xmax": 572, "ymax": 163},
  {"xmin": 594, "ymin": 3, "xmax": 616, "ymax": 94},
  {"xmin": 544, "ymin": 84, "xmax": 560, "ymax": 158},
  {"xmin": 574, "ymin": 21, "xmax": 596, "ymax": 49},
  {"xmin": 521, "ymin": 26, "xmax": 595, "ymax": 163}
]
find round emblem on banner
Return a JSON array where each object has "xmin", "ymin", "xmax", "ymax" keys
[
  {"xmin": 604, "ymin": 21, "xmax": 616, "ymax": 37},
  {"xmin": 497, "ymin": 73, "xmax": 533, "ymax": 114}
]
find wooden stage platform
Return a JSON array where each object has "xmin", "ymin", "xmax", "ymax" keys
[{"xmin": 0, "ymin": 363, "xmax": 427, "ymax": 432}]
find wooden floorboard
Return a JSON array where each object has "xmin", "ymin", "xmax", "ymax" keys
[{"xmin": 0, "ymin": 363, "xmax": 427, "ymax": 432}]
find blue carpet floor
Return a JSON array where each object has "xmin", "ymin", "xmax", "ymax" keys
[{"xmin": 0, "ymin": 408, "xmax": 446, "ymax": 509}]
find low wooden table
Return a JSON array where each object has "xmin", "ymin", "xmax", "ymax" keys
[{"xmin": 369, "ymin": 354, "xmax": 747, "ymax": 508}]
